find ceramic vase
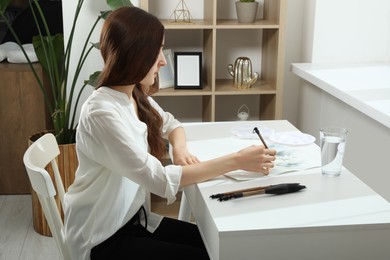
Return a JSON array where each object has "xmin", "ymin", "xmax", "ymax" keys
[{"xmin": 235, "ymin": 1, "xmax": 259, "ymax": 23}]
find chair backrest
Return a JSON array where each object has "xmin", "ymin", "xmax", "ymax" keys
[{"xmin": 23, "ymin": 133, "xmax": 71, "ymax": 260}]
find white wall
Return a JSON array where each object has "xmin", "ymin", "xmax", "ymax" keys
[
  {"xmin": 62, "ymin": 0, "xmax": 113, "ymax": 123},
  {"xmin": 282, "ymin": 0, "xmax": 305, "ymax": 125},
  {"xmin": 309, "ymin": 0, "xmax": 390, "ymax": 63}
]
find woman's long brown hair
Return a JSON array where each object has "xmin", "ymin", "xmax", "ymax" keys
[{"xmin": 97, "ymin": 7, "xmax": 166, "ymax": 160}]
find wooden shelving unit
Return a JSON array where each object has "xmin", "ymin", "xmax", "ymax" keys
[{"xmin": 140, "ymin": 0, "xmax": 286, "ymax": 122}]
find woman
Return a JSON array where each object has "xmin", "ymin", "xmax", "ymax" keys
[{"xmin": 64, "ymin": 6, "xmax": 276, "ymax": 260}]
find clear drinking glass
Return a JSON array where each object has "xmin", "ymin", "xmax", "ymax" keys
[{"xmin": 319, "ymin": 127, "xmax": 348, "ymax": 177}]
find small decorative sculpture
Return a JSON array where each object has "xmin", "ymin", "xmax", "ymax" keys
[
  {"xmin": 228, "ymin": 57, "xmax": 259, "ymax": 89},
  {"xmin": 170, "ymin": 0, "xmax": 193, "ymax": 24},
  {"xmin": 237, "ymin": 104, "xmax": 250, "ymax": 120}
]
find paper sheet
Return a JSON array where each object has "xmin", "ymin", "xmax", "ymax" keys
[
  {"xmin": 187, "ymin": 136, "xmax": 321, "ymax": 182},
  {"xmin": 225, "ymin": 144, "xmax": 321, "ymax": 181}
]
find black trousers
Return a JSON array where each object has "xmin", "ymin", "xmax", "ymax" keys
[{"xmin": 91, "ymin": 212, "xmax": 209, "ymax": 260}]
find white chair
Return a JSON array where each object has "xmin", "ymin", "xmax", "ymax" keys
[{"xmin": 23, "ymin": 133, "xmax": 71, "ymax": 260}]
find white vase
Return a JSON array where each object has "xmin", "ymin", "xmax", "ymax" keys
[{"xmin": 235, "ymin": 1, "xmax": 259, "ymax": 23}]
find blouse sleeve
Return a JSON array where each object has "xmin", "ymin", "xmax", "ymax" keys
[
  {"xmin": 77, "ymin": 108, "xmax": 181, "ymax": 204},
  {"xmin": 147, "ymin": 96, "xmax": 182, "ymax": 139}
]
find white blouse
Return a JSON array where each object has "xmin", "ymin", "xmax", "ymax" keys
[{"xmin": 64, "ymin": 87, "xmax": 182, "ymax": 260}]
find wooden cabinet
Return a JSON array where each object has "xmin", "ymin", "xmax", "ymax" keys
[
  {"xmin": 0, "ymin": 63, "xmax": 49, "ymax": 194},
  {"xmin": 140, "ymin": 0, "xmax": 286, "ymax": 121}
]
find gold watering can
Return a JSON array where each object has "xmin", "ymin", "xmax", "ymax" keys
[{"xmin": 228, "ymin": 57, "xmax": 259, "ymax": 89}]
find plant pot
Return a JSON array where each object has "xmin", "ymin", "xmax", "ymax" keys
[
  {"xmin": 29, "ymin": 131, "xmax": 78, "ymax": 237},
  {"xmin": 235, "ymin": 1, "xmax": 259, "ymax": 23}
]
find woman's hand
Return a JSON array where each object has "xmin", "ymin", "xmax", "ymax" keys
[
  {"xmin": 172, "ymin": 146, "xmax": 200, "ymax": 166},
  {"xmin": 168, "ymin": 127, "xmax": 200, "ymax": 166},
  {"xmin": 236, "ymin": 145, "xmax": 276, "ymax": 175}
]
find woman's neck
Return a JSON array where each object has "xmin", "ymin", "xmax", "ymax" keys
[{"xmin": 111, "ymin": 85, "xmax": 135, "ymax": 100}]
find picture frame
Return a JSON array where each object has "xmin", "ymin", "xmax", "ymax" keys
[
  {"xmin": 159, "ymin": 49, "xmax": 175, "ymax": 89},
  {"xmin": 174, "ymin": 52, "xmax": 202, "ymax": 89}
]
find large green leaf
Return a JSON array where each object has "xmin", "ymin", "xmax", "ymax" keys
[
  {"xmin": 100, "ymin": 10, "xmax": 111, "ymax": 20},
  {"xmin": 0, "ymin": 0, "xmax": 12, "ymax": 13},
  {"xmin": 32, "ymin": 34, "xmax": 64, "ymax": 78},
  {"xmin": 85, "ymin": 71, "xmax": 101, "ymax": 87},
  {"xmin": 91, "ymin": 42, "xmax": 100, "ymax": 50},
  {"xmin": 106, "ymin": 0, "xmax": 133, "ymax": 11}
]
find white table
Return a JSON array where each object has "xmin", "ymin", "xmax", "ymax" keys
[{"xmin": 178, "ymin": 120, "xmax": 390, "ymax": 260}]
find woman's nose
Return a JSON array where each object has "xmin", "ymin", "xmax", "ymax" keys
[{"xmin": 160, "ymin": 53, "xmax": 167, "ymax": 66}]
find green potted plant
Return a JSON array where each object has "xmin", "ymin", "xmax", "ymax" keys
[
  {"xmin": 0, "ymin": 0, "xmax": 133, "ymax": 236},
  {"xmin": 0, "ymin": 0, "xmax": 133, "ymax": 145},
  {"xmin": 236, "ymin": 0, "xmax": 259, "ymax": 23}
]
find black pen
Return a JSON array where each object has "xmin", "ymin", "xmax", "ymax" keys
[{"xmin": 253, "ymin": 127, "xmax": 268, "ymax": 148}]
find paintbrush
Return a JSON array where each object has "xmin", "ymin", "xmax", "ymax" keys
[
  {"xmin": 210, "ymin": 184, "xmax": 276, "ymax": 199},
  {"xmin": 253, "ymin": 127, "xmax": 268, "ymax": 148},
  {"xmin": 211, "ymin": 183, "xmax": 306, "ymax": 202}
]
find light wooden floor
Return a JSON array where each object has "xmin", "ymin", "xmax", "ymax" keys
[{"xmin": 0, "ymin": 194, "xmax": 181, "ymax": 260}]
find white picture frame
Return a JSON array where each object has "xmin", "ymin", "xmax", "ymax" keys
[{"xmin": 159, "ymin": 49, "xmax": 175, "ymax": 89}]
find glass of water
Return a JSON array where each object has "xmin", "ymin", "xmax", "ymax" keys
[{"xmin": 319, "ymin": 127, "xmax": 348, "ymax": 177}]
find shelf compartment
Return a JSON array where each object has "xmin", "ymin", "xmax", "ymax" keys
[
  {"xmin": 215, "ymin": 29, "xmax": 262, "ymax": 81},
  {"xmin": 216, "ymin": 0, "xmax": 282, "ymax": 26},
  {"xmin": 144, "ymin": 0, "xmax": 214, "ymax": 27},
  {"xmin": 214, "ymin": 95, "xmax": 261, "ymax": 121},
  {"xmin": 163, "ymin": 29, "xmax": 214, "ymax": 92},
  {"xmin": 153, "ymin": 95, "xmax": 213, "ymax": 122},
  {"xmin": 215, "ymin": 94, "xmax": 277, "ymax": 121}
]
